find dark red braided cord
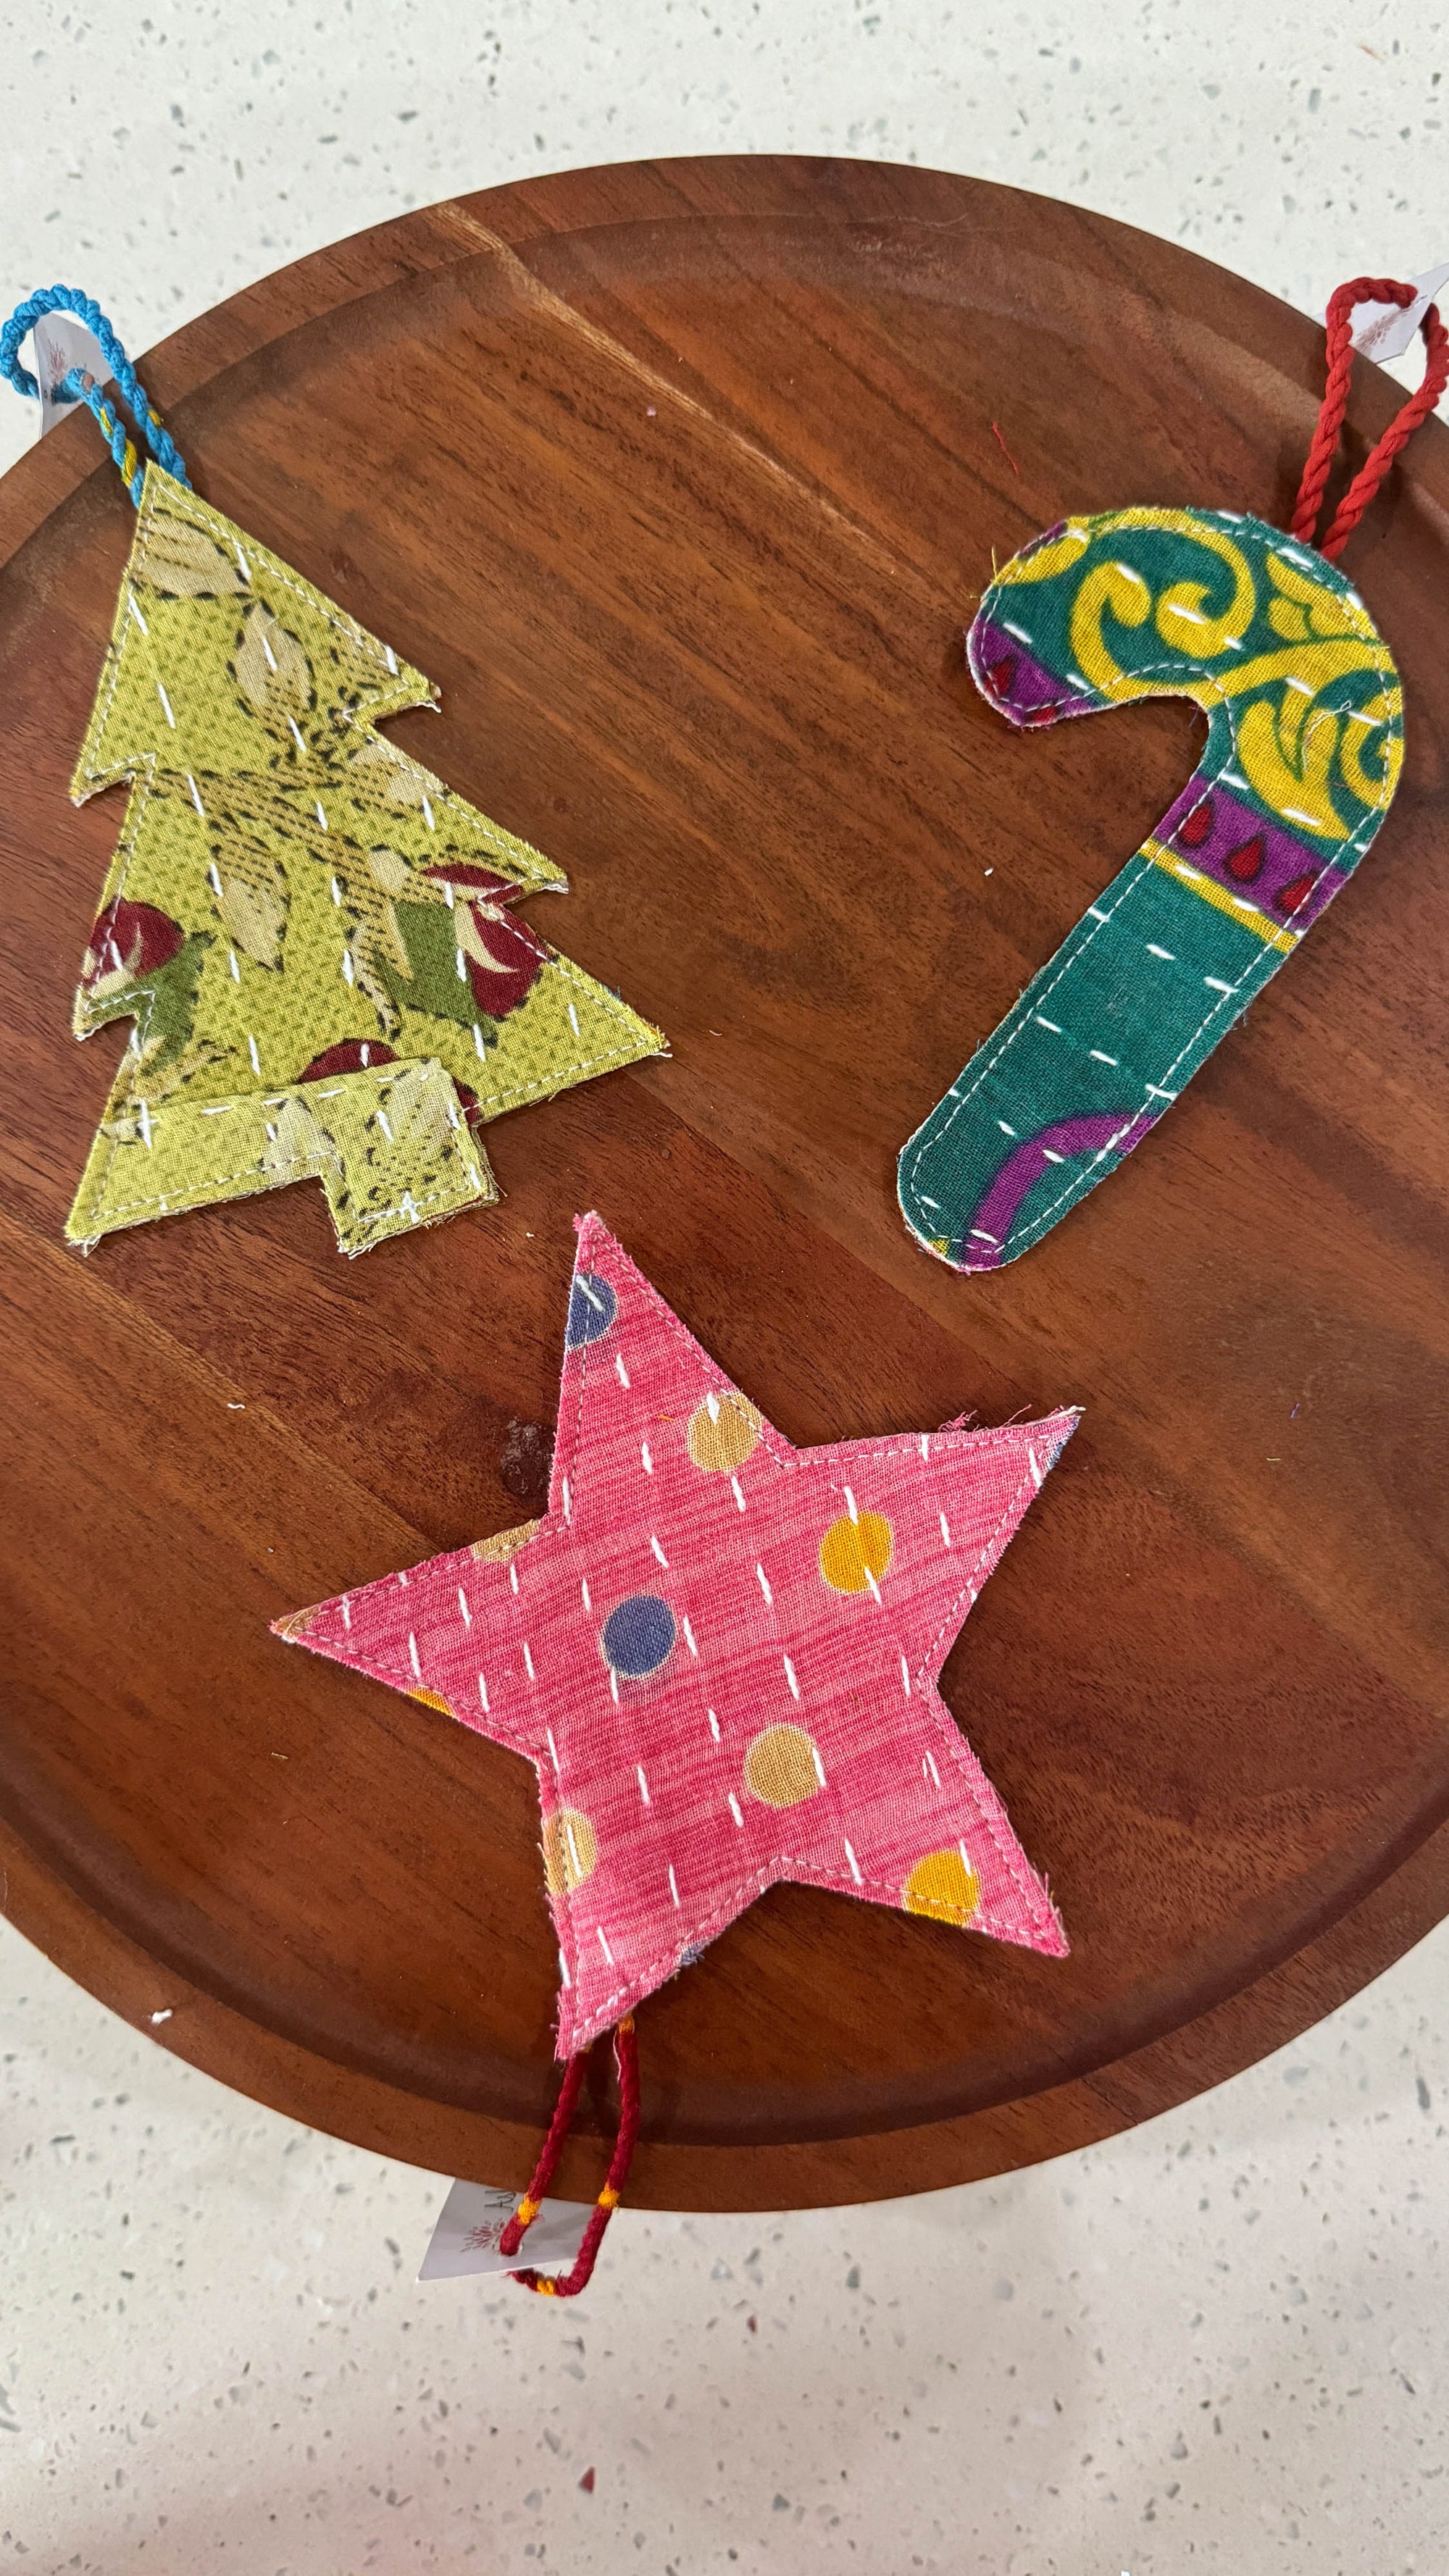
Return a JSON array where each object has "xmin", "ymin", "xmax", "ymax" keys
[
  {"xmin": 496, "ymin": 2048, "xmax": 589, "ymax": 2251},
  {"xmin": 498, "ymin": 2015, "xmax": 640, "ymax": 2299},
  {"xmin": 1290, "ymin": 275, "xmax": 1449, "ymax": 561}
]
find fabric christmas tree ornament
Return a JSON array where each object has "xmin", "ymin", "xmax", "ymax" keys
[
  {"xmin": 1, "ymin": 289, "xmax": 666, "ymax": 1254},
  {"xmin": 277, "ymin": 1213, "xmax": 1079, "ymax": 2289},
  {"xmin": 898, "ymin": 276, "xmax": 1448, "ymax": 1274}
]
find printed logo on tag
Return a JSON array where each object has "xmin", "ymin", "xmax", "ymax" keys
[
  {"xmin": 417, "ymin": 2178, "xmax": 590, "ymax": 2281},
  {"xmin": 32, "ymin": 314, "xmax": 113, "ymax": 438},
  {"xmin": 1349, "ymin": 262, "xmax": 1449, "ymax": 363}
]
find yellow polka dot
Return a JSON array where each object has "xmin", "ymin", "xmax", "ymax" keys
[
  {"xmin": 408, "ymin": 1685, "xmax": 453, "ymax": 1715},
  {"xmin": 687, "ymin": 1389, "xmax": 763, "ymax": 1472},
  {"xmin": 744, "ymin": 1723, "xmax": 824, "ymax": 1808},
  {"xmin": 903, "ymin": 1847, "xmax": 981, "ymax": 1927},
  {"xmin": 819, "ymin": 1509, "xmax": 893, "ymax": 1594},
  {"xmin": 542, "ymin": 1808, "xmax": 598, "ymax": 1894}
]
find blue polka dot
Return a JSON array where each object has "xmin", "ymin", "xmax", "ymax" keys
[
  {"xmin": 566, "ymin": 1271, "xmax": 617, "ymax": 1348},
  {"xmin": 601, "ymin": 1593, "xmax": 676, "ymax": 1678}
]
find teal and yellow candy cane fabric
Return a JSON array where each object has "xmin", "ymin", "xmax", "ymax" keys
[
  {"xmin": 66, "ymin": 463, "xmax": 666, "ymax": 1255},
  {"xmin": 898, "ymin": 506, "xmax": 1403, "ymax": 1271}
]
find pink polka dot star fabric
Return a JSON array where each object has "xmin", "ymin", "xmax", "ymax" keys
[{"xmin": 276, "ymin": 1216, "xmax": 1078, "ymax": 2057}]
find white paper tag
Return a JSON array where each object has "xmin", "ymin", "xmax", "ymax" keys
[
  {"xmin": 1349, "ymin": 262, "xmax": 1449, "ymax": 362},
  {"xmin": 31, "ymin": 314, "xmax": 114, "ymax": 438},
  {"xmin": 417, "ymin": 2178, "xmax": 591, "ymax": 2282}
]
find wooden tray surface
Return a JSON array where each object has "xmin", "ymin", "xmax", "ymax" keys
[{"xmin": 2, "ymin": 156, "xmax": 1447, "ymax": 2210}]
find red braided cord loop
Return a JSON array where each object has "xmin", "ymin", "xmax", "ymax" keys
[
  {"xmin": 496, "ymin": 2048, "xmax": 588, "ymax": 2256},
  {"xmin": 498, "ymin": 2015, "xmax": 640, "ymax": 2299},
  {"xmin": 1290, "ymin": 276, "xmax": 1449, "ymax": 561}
]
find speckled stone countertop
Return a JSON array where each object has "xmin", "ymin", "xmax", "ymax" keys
[{"xmin": 3, "ymin": 5, "xmax": 1445, "ymax": 2567}]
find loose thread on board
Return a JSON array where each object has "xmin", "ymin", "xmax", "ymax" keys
[{"xmin": 990, "ymin": 419, "xmax": 1022, "ymax": 476}]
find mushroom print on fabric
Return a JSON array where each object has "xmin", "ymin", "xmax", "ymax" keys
[
  {"xmin": 897, "ymin": 508, "xmax": 1403, "ymax": 1272},
  {"xmin": 64, "ymin": 464, "xmax": 666, "ymax": 1254},
  {"xmin": 276, "ymin": 1215, "xmax": 1078, "ymax": 2056}
]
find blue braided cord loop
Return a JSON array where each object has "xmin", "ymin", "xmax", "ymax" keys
[{"xmin": 0, "ymin": 285, "xmax": 190, "ymax": 490}]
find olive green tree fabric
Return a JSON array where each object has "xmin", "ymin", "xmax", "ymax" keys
[{"xmin": 67, "ymin": 464, "xmax": 666, "ymax": 1254}]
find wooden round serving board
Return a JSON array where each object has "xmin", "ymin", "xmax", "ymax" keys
[{"xmin": 3, "ymin": 159, "xmax": 1447, "ymax": 2212}]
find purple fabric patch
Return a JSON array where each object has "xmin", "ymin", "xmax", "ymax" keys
[
  {"xmin": 1157, "ymin": 774, "xmax": 1350, "ymax": 936},
  {"xmin": 960, "ymin": 1110, "xmax": 1159, "ymax": 1266},
  {"xmin": 966, "ymin": 616, "xmax": 1101, "ymax": 729}
]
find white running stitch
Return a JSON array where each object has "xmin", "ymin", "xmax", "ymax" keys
[{"xmin": 906, "ymin": 506, "xmax": 1400, "ymax": 1260}]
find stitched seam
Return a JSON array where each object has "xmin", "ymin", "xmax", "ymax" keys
[
  {"xmin": 70, "ymin": 1065, "xmax": 494, "ymax": 1232},
  {"xmin": 76, "ymin": 1146, "xmax": 335, "ymax": 1219},
  {"xmin": 68, "ymin": 477, "xmax": 659, "ymax": 1232},
  {"xmin": 73, "ymin": 1158, "xmax": 488, "ymax": 1229},
  {"xmin": 79, "ymin": 1026, "xmax": 653, "ymax": 1223},
  {"xmin": 74, "ymin": 472, "xmax": 436, "ymax": 813},
  {"xmin": 70, "ymin": 463, "xmax": 431, "ymax": 1218},
  {"xmin": 916, "ymin": 1452, "xmax": 1066, "ymax": 1681},
  {"xmin": 1140, "ymin": 837, "xmax": 1298, "ymax": 953},
  {"xmin": 543, "ymin": 1221, "xmax": 1066, "ymax": 1994},
  {"xmin": 322, "ymin": 1225, "xmax": 1066, "ymax": 1986},
  {"xmin": 564, "ymin": 1221, "xmax": 1069, "ymax": 1483},
  {"xmin": 559, "ymin": 1862, "xmax": 1055, "ymax": 2041},
  {"xmin": 291, "ymin": 1532, "xmax": 546, "ymax": 1755},
  {"xmin": 372, "ymin": 1614, "xmax": 1059, "ymax": 1951},
  {"xmin": 903, "ymin": 508, "xmax": 1401, "ymax": 1251},
  {"xmin": 79, "ymin": 474, "xmax": 565, "ymax": 903},
  {"xmin": 346, "ymin": 1170, "xmax": 494, "ymax": 1236}
]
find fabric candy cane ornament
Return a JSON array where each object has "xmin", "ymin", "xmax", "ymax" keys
[
  {"xmin": 898, "ymin": 277, "xmax": 1448, "ymax": 1273},
  {"xmin": 277, "ymin": 1214, "xmax": 1078, "ymax": 2292},
  {"xmin": 1, "ymin": 289, "xmax": 665, "ymax": 1254}
]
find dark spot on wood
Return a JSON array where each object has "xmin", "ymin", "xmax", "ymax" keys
[{"xmin": 500, "ymin": 1418, "xmax": 554, "ymax": 1506}]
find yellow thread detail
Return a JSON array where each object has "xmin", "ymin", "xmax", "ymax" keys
[
  {"xmin": 407, "ymin": 1684, "xmax": 451, "ymax": 1714},
  {"xmin": 598, "ymin": 2186, "xmax": 620, "ymax": 2209},
  {"xmin": 514, "ymin": 2196, "xmax": 540, "ymax": 2225}
]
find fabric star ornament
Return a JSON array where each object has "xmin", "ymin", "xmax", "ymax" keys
[{"xmin": 277, "ymin": 1216, "xmax": 1077, "ymax": 2056}]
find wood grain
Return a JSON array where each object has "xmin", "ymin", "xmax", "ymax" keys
[{"xmin": 1, "ymin": 158, "xmax": 1446, "ymax": 2210}]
